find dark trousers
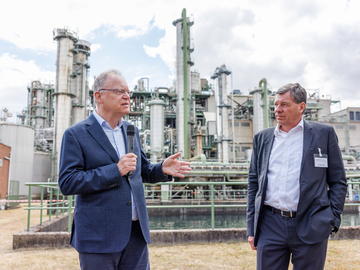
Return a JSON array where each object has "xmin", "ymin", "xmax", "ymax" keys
[
  {"xmin": 79, "ymin": 220, "xmax": 150, "ymax": 270},
  {"xmin": 256, "ymin": 208, "xmax": 328, "ymax": 270}
]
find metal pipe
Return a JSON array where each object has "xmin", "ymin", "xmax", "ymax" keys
[
  {"xmin": 345, "ymin": 115, "xmax": 350, "ymax": 153},
  {"xmin": 259, "ymin": 78, "xmax": 269, "ymax": 129},
  {"xmin": 182, "ymin": 8, "xmax": 189, "ymax": 159},
  {"xmin": 231, "ymin": 72, "xmax": 235, "ymax": 163}
]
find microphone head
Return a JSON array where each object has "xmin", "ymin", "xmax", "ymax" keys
[{"xmin": 127, "ymin": 125, "xmax": 135, "ymax": 136}]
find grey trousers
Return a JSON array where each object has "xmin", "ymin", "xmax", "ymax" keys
[
  {"xmin": 79, "ymin": 220, "xmax": 150, "ymax": 270},
  {"xmin": 256, "ymin": 207, "xmax": 328, "ymax": 270}
]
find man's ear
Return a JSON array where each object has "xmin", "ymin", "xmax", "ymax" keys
[
  {"xmin": 299, "ymin": 102, "xmax": 306, "ymax": 114},
  {"xmin": 94, "ymin": 91, "xmax": 102, "ymax": 104}
]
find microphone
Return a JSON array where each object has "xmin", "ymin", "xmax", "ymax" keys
[{"xmin": 127, "ymin": 124, "xmax": 135, "ymax": 176}]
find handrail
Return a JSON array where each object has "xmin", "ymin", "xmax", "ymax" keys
[
  {"xmin": 21, "ymin": 180, "xmax": 360, "ymax": 231},
  {"xmin": 23, "ymin": 182, "xmax": 75, "ymax": 232}
]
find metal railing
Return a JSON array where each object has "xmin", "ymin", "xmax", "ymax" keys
[
  {"xmin": 144, "ymin": 182, "xmax": 248, "ymax": 229},
  {"xmin": 21, "ymin": 179, "xmax": 360, "ymax": 232},
  {"xmin": 24, "ymin": 182, "xmax": 75, "ymax": 232}
]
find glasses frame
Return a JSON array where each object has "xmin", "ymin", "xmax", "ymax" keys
[{"xmin": 99, "ymin": 89, "xmax": 133, "ymax": 97}]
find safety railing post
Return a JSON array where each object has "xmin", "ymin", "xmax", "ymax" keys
[
  {"xmin": 27, "ymin": 185, "xmax": 32, "ymax": 231},
  {"xmin": 40, "ymin": 187, "xmax": 44, "ymax": 225},
  {"xmin": 56, "ymin": 189, "xmax": 60, "ymax": 217},
  {"xmin": 49, "ymin": 187, "xmax": 53, "ymax": 221},
  {"xmin": 211, "ymin": 184, "xmax": 215, "ymax": 229}
]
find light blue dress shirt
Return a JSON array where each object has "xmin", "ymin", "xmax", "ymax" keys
[{"xmin": 93, "ymin": 110, "xmax": 138, "ymax": 220}]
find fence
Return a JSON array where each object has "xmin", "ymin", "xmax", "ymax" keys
[
  {"xmin": 23, "ymin": 182, "xmax": 75, "ymax": 232},
  {"xmin": 11, "ymin": 177, "xmax": 360, "ymax": 232}
]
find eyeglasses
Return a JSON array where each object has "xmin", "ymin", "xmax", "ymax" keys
[{"xmin": 99, "ymin": 89, "xmax": 133, "ymax": 97}]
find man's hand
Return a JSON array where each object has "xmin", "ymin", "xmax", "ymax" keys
[
  {"xmin": 248, "ymin": 236, "xmax": 257, "ymax": 250},
  {"xmin": 117, "ymin": 153, "xmax": 137, "ymax": 176},
  {"xmin": 162, "ymin": 152, "xmax": 191, "ymax": 178}
]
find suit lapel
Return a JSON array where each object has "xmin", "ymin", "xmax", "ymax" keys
[
  {"xmin": 261, "ymin": 128, "xmax": 275, "ymax": 194},
  {"xmin": 300, "ymin": 120, "xmax": 314, "ymax": 173},
  {"xmin": 86, "ymin": 114, "xmax": 120, "ymax": 163},
  {"xmin": 263, "ymin": 128, "xmax": 275, "ymax": 171}
]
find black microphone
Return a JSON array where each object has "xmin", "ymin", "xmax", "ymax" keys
[{"xmin": 127, "ymin": 125, "xmax": 135, "ymax": 176}]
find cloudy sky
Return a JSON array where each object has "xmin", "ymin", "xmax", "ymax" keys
[{"xmin": 1, "ymin": 0, "xmax": 359, "ymax": 122}]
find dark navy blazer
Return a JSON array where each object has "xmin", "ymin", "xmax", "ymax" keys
[
  {"xmin": 247, "ymin": 120, "xmax": 347, "ymax": 246},
  {"xmin": 59, "ymin": 114, "xmax": 171, "ymax": 253}
]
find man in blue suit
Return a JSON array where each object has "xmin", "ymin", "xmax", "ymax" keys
[
  {"xmin": 59, "ymin": 69, "xmax": 191, "ymax": 270},
  {"xmin": 246, "ymin": 83, "xmax": 347, "ymax": 270}
]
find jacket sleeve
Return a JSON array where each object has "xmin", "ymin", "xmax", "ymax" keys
[
  {"xmin": 58, "ymin": 128, "xmax": 126, "ymax": 195},
  {"xmin": 247, "ymin": 134, "xmax": 259, "ymax": 237},
  {"xmin": 327, "ymin": 127, "xmax": 347, "ymax": 230}
]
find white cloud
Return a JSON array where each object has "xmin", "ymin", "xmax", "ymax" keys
[
  {"xmin": 0, "ymin": 0, "xmax": 360, "ymax": 117},
  {"xmin": 0, "ymin": 53, "xmax": 55, "ymax": 121},
  {"xmin": 90, "ymin": 44, "xmax": 102, "ymax": 53}
]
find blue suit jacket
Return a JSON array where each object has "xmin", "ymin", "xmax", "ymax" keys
[
  {"xmin": 246, "ymin": 120, "xmax": 347, "ymax": 246},
  {"xmin": 58, "ymin": 114, "xmax": 171, "ymax": 253}
]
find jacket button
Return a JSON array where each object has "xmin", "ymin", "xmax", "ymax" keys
[{"xmin": 127, "ymin": 201, "xmax": 131, "ymax": 206}]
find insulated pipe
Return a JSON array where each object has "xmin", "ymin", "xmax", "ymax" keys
[
  {"xmin": 259, "ymin": 78, "xmax": 269, "ymax": 129},
  {"xmin": 182, "ymin": 8, "xmax": 189, "ymax": 159},
  {"xmin": 231, "ymin": 72, "xmax": 235, "ymax": 163}
]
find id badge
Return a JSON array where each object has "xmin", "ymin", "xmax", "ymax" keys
[{"xmin": 314, "ymin": 148, "xmax": 328, "ymax": 168}]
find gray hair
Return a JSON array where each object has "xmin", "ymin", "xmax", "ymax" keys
[
  {"xmin": 93, "ymin": 69, "xmax": 124, "ymax": 106},
  {"xmin": 276, "ymin": 83, "xmax": 307, "ymax": 105}
]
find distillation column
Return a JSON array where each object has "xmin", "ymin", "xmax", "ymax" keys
[
  {"xmin": 30, "ymin": 81, "xmax": 46, "ymax": 130},
  {"xmin": 30, "ymin": 80, "xmax": 54, "ymax": 149},
  {"xmin": 219, "ymin": 66, "xmax": 231, "ymax": 163},
  {"xmin": 149, "ymin": 97, "xmax": 166, "ymax": 163},
  {"xmin": 211, "ymin": 65, "xmax": 231, "ymax": 163},
  {"xmin": 250, "ymin": 78, "xmax": 270, "ymax": 134},
  {"xmin": 173, "ymin": 8, "xmax": 194, "ymax": 159},
  {"xmin": 71, "ymin": 40, "xmax": 91, "ymax": 125},
  {"xmin": 52, "ymin": 28, "xmax": 78, "ymax": 181},
  {"xmin": 250, "ymin": 88, "xmax": 264, "ymax": 135}
]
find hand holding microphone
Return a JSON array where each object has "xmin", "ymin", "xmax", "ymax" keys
[{"xmin": 117, "ymin": 125, "xmax": 137, "ymax": 177}]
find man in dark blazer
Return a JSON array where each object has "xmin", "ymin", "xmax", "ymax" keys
[
  {"xmin": 246, "ymin": 83, "xmax": 347, "ymax": 270},
  {"xmin": 59, "ymin": 69, "xmax": 191, "ymax": 270}
]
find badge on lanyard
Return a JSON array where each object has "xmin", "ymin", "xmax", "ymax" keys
[{"xmin": 314, "ymin": 148, "xmax": 328, "ymax": 168}]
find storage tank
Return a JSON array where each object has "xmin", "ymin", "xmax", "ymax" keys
[
  {"xmin": 32, "ymin": 151, "xmax": 51, "ymax": 196},
  {"xmin": 149, "ymin": 98, "xmax": 166, "ymax": 162},
  {"xmin": 0, "ymin": 122, "xmax": 34, "ymax": 197}
]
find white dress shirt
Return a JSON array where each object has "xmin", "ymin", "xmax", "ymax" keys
[
  {"xmin": 264, "ymin": 119, "xmax": 304, "ymax": 212},
  {"xmin": 93, "ymin": 110, "xmax": 138, "ymax": 220}
]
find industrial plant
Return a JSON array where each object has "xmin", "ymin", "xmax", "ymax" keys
[{"xmin": 1, "ymin": 9, "xmax": 360, "ymax": 202}]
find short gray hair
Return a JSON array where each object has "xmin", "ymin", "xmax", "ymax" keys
[
  {"xmin": 276, "ymin": 83, "xmax": 307, "ymax": 105},
  {"xmin": 93, "ymin": 69, "xmax": 124, "ymax": 106}
]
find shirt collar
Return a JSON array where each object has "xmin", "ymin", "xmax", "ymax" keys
[
  {"xmin": 93, "ymin": 110, "xmax": 123, "ymax": 129},
  {"xmin": 274, "ymin": 118, "xmax": 304, "ymax": 137}
]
